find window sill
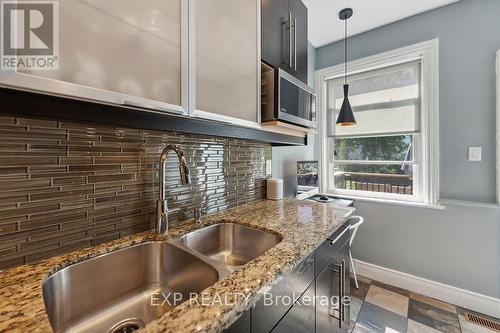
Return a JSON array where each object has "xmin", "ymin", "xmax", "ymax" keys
[
  {"xmin": 438, "ymin": 199, "xmax": 500, "ymax": 210},
  {"xmin": 324, "ymin": 193, "xmax": 446, "ymax": 210}
]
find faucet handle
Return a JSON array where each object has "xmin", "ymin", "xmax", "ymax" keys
[{"xmin": 194, "ymin": 208, "xmax": 205, "ymax": 224}]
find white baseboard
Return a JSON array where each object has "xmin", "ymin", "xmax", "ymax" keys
[{"xmin": 353, "ymin": 259, "xmax": 500, "ymax": 318}]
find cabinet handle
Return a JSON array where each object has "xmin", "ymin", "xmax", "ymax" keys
[
  {"xmin": 288, "ymin": 12, "xmax": 293, "ymax": 68},
  {"xmin": 330, "ymin": 227, "xmax": 349, "ymax": 245},
  {"xmin": 340, "ymin": 259, "xmax": 345, "ymax": 322},
  {"xmin": 293, "ymin": 17, "xmax": 297, "ymax": 71},
  {"xmin": 329, "ymin": 265, "xmax": 342, "ymax": 328}
]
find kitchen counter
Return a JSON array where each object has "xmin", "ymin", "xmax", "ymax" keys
[{"xmin": 0, "ymin": 199, "xmax": 354, "ymax": 333}]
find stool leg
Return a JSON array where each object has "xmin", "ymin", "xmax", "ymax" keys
[{"xmin": 350, "ymin": 249, "xmax": 359, "ymax": 289}]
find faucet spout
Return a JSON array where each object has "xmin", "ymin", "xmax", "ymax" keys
[{"xmin": 156, "ymin": 145, "xmax": 191, "ymax": 234}]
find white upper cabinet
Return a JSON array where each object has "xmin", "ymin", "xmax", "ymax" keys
[
  {"xmin": 0, "ymin": 0, "xmax": 187, "ymax": 114},
  {"xmin": 0, "ymin": 0, "xmax": 260, "ymax": 124},
  {"xmin": 193, "ymin": 0, "xmax": 260, "ymax": 127}
]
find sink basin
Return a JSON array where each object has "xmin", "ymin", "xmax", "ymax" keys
[
  {"xmin": 179, "ymin": 223, "xmax": 282, "ymax": 267},
  {"xmin": 42, "ymin": 242, "xmax": 219, "ymax": 333}
]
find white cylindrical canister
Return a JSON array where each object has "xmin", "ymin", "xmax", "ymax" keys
[{"xmin": 267, "ymin": 178, "xmax": 283, "ymax": 200}]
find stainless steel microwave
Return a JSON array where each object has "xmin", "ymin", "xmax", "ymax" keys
[{"xmin": 261, "ymin": 68, "xmax": 316, "ymax": 128}]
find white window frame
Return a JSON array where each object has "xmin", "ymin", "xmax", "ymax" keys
[
  {"xmin": 316, "ymin": 39, "xmax": 439, "ymax": 205},
  {"xmin": 496, "ymin": 49, "xmax": 500, "ymax": 204}
]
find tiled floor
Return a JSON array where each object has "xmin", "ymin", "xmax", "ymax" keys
[{"xmin": 349, "ymin": 275, "xmax": 499, "ymax": 333}]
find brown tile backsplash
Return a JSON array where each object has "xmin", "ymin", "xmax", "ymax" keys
[{"xmin": 0, "ymin": 116, "xmax": 271, "ymax": 270}]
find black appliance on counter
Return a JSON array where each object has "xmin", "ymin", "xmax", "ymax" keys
[{"xmin": 307, "ymin": 194, "xmax": 354, "ymax": 207}]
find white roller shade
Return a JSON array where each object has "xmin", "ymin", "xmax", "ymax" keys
[{"xmin": 327, "ymin": 60, "xmax": 421, "ymax": 137}]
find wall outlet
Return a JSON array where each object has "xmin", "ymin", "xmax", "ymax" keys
[
  {"xmin": 265, "ymin": 159, "xmax": 272, "ymax": 175},
  {"xmin": 468, "ymin": 147, "xmax": 482, "ymax": 161}
]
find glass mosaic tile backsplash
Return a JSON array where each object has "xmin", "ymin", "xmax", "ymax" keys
[{"xmin": 0, "ymin": 115, "xmax": 270, "ymax": 269}]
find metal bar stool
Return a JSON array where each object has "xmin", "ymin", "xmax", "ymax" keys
[{"xmin": 349, "ymin": 215, "xmax": 364, "ymax": 289}]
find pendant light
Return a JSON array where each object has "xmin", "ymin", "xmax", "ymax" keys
[{"xmin": 336, "ymin": 8, "xmax": 356, "ymax": 126}]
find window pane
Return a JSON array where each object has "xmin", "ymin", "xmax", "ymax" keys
[
  {"xmin": 333, "ymin": 135, "xmax": 413, "ymax": 161},
  {"xmin": 297, "ymin": 161, "xmax": 319, "ymax": 187},
  {"xmin": 331, "ymin": 163, "xmax": 414, "ymax": 195},
  {"xmin": 327, "ymin": 61, "xmax": 421, "ymax": 137}
]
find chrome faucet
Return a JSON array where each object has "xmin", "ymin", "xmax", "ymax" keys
[{"xmin": 156, "ymin": 145, "xmax": 191, "ymax": 234}]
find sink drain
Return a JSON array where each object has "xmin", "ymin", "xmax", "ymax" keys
[{"xmin": 108, "ymin": 318, "xmax": 145, "ymax": 333}]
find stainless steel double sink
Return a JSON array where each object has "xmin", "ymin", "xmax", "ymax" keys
[{"xmin": 42, "ymin": 223, "xmax": 282, "ymax": 333}]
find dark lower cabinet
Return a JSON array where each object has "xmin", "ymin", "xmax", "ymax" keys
[
  {"xmin": 315, "ymin": 225, "xmax": 349, "ymax": 278},
  {"xmin": 223, "ymin": 310, "xmax": 251, "ymax": 333},
  {"xmin": 316, "ymin": 232, "xmax": 351, "ymax": 333},
  {"xmin": 252, "ymin": 253, "xmax": 314, "ymax": 333},
  {"xmin": 271, "ymin": 282, "xmax": 315, "ymax": 333},
  {"xmin": 224, "ymin": 221, "xmax": 352, "ymax": 333}
]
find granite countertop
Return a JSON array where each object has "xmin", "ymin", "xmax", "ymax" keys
[{"xmin": 0, "ymin": 199, "xmax": 354, "ymax": 333}]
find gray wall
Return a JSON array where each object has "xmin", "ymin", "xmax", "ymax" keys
[
  {"xmin": 272, "ymin": 42, "xmax": 318, "ymax": 197},
  {"xmin": 353, "ymin": 201, "xmax": 500, "ymax": 299},
  {"xmin": 315, "ymin": 0, "xmax": 500, "ymax": 298}
]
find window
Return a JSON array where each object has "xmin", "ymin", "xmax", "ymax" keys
[{"xmin": 317, "ymin": 40, "xmax": 439, "ymax": 204}]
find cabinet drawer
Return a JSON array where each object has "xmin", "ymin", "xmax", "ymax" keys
[
  {"xmin": 314, "ymin": 225, "xmax": 350, "ymax": 278},
  {"xmin": 251, "ymin": 252, "xmax": 314, "ymax": 333}
]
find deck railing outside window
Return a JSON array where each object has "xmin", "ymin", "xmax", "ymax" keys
[{"xmin": 334, "ymin": 171, "xmax": 412, "ymax": 195}]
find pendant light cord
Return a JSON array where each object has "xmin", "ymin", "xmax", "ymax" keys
[{"xmin": 344, "ymin": 18, "xmax": 348, "ymax": 85}]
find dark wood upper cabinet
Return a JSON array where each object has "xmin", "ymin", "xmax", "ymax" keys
[
  {"xmin": 261, "ymin": 0, "xmax": 308, "ymax": 83},
  {"xmin": 262, "ymin": 0, "xmax": 289, "ymax": 69},
  {"xmin": 289, "ymin": 0, "xmax": 308, "ymax": 83}
]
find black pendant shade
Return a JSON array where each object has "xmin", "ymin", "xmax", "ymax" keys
[
  {"xmin": 336, "ymin": 8, "xmax": 357, "ymax": 127},
  {"xmin": 336, "ymin": 84, "xmax": 356, "ymax": 126}
]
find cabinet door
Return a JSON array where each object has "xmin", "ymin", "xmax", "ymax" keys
[
  {"xmin": 289, "ymin": 0, "xmax": 308, "ymax": 83},
  {"xmin": 251, "ymin": 253, "xmax": 314, "ymax": 333},
  {"xmin": 261, "ymin": 0, "xmax": 289, "ymax": 69},
  {"xmin": 315, "ymin": 226, "xmax": 350, "ymax": 278},
  {"xmin": 316, "ymin": 240, "xmax": 350, "ymax": 333},
  {"xmin": 195, "ymin": 0, "xmax": 259, "ymax": 126},
  {"xmin": 223, "ymin": 310, "xmax": 250, "ymax": 333},
  {"xmin": 4, "ymin": 0, "xmax": 185, "ymax": 113},
  {"xmin": 271, "ymin": 282, "xmax": 315, "ymax": 333}
]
